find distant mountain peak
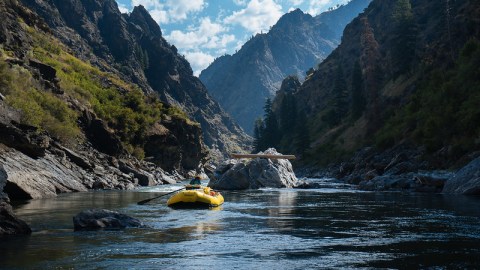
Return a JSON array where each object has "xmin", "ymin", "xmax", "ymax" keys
[{"xmin": 200, "ymin": 0, "xmax": 371, "ymax": 134}]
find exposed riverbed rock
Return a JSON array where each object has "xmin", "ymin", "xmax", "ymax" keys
[
  {"xmin": 0, "ymin": 202, "xmax": 32, "ymax": 235},
  {"xmin": 208, "ymin": 148, "xmax": 298, "ymax": 190},
  {"xmin": 73, "ymin": 209, "xmax": 144, "ymax": 231},
  {"xmin": 443, "ymin": 157, "xmax": 480, "ymax": 195}
]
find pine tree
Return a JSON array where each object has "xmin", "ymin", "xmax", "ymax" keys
[
  {"xmin": 263, "ymin": 98, "xmax": 280, "ymax": 149},
  {"xmin": 295, "ymin": 110, "xmax": 310, "ymax": 155},
  {"xmin": 279, "ymin": 93, "xmax": 297, "ymax": 136},
  {"xmin": 322, "ymin": 65, "xmax": 348, "ymax": 127},
  {"xmin": 351, "ymin": 61, "xmax": 366, "ymax": 120},
  {"xmin": 391, "ymin": 0, "xmax": 417, "ymax": 77},
  {"xmin": 253, "ymin": 118, "xmax": 265, "ymax": 152}
]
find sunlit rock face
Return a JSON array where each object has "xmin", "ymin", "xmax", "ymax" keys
[
  {"xmin": 208, "ymin": 148, "xmax": 298, "ymax": 190},
  {"xmin": 443, "ymin": 157, "xmax": 480, "ymax": 195}
]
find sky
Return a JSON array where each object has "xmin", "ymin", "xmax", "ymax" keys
[{"xmin": 115, "ymin": 0, "xmax": 350, "ymax": 76}]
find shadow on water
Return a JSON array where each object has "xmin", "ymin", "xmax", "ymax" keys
[{"xmin": 1, "ymin": 179, "xmax": 480, "ymax": 269}]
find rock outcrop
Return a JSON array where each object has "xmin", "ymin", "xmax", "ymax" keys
[
  {"xmin": 73, "ymin": 209, "xmax": 144, "ymax": 231},
  {"xmin": 20, "ymin": 0, "xmax": 250, "ymax": 157},
  {"xmin": 0, "ymin": 202, "xmax": 31, "ymax": 235},
  {"xmin": 208, "ymin": 149, "xmax": 298, "ymax": 190},
  {"xmin": 443, "ymin": 157, "xmax": 480, "ymax": 195}
]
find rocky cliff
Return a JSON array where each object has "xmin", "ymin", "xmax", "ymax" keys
[
  {"xmin": 0, "ymin": 0, "xmax": 223, "ymax": 207},
  {"xmin": 270, "ymin": 0, "xmax": 480, "ymax": 184},
  {"xmin": 20, "ymin": 0, "xmax": 250, "ymax": 156},
  {"xmin": 200, "ymin": 0, "xmax": 371, "ymax": 134}
]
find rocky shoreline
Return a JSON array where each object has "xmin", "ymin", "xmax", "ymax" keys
[{"xmin": 298, "ymin": 144, "xmax": 480, "ymax": 195}]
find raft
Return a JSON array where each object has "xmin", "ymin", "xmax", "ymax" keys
[{"xmin": 167, "ymin": 185, "xmax": 224, "ymax": 208}]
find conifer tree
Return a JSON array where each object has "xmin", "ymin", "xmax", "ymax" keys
[
  {"xmin": 391, "ymin": 0, "xmax": 417, "ymax": 77},
  {"xmin": 351, "ymin": 61, "xmax": 366, "ymax": 120},
  {"xmin": 279, "ymin": 93, "xmax": 297, "ymax": 136},
  {"xmin": 263, "ymin": 98, "xmax": 280, "ymax": 149},
  {"xmin": 253, "ymin": 118, "xmax": 265, "ymax": 152},
  {"xmin": 295, "ymin": 110, "xmax": 310, "ymax": 155}
]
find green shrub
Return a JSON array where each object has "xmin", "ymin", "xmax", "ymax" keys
[{"xmin": 376, "ymin": 39, "xmax": 480, "ymax": 157}]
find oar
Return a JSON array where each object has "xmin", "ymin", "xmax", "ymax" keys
[{"xmin": 137, "ymin": 187, "xmax": 185, "ymax": 205}]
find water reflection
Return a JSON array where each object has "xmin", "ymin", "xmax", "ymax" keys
[{"xmin": 1, "ymin": 180, "xmax": 480, "ymax": 269}]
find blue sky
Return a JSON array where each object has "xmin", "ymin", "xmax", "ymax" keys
[{"xmin": 115, "ymin": 0, "xmax": 350, "ymax": 76}]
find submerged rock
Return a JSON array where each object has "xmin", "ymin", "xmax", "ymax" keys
[
  {"xmin": 443, "ymin": 157, "xmax": 480, "ymax": 195},
  {"xmin": 0, "ymin": 202, "xmax": 32, "ymax": 235},
  {"xmin": 208, "ymin": 148, "xmax": 298, "ymax": 190},
  {"xmin": 73, "ymin": 209, "xmax": 144, "ymax": 231}
]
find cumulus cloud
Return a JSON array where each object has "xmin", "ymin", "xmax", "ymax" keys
[
  {"xmin": 224, "ymin": 0, "xmax": 283, "ymax": 34},
  {"xmin": 130, "ymin": 0, "xmax": 205, "ymax": 23},
  {"xmin": 164, "ymin": 17, "xmax": 236, "ymax": 75},
  {"xmin": 184, "ymin": 51, "xmax": 215, "ymax": 76},
  {"xmin": 165, "ymin": 17, "xmax": 233, "ymax": 50}
]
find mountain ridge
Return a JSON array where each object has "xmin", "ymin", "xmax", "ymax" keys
[
  {"xmin": 20, "ymin": 0, "xmax": 250, "ymax": 158},
  {"xmin": 200, "ymin": 0, "xmax": 371, "ymax": 134}
]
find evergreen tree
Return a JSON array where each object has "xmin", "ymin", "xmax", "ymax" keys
[
  {"xmin": 391, "ymin": 0, "xmax": 417, "ymax": 77},
  {"xmin": 279, "ymin": 93, "xmax": 297, "ymax": 136},
  {"xmin": 322, "ymin": 65, "xmax": 349, "ymax": 127},
  {"xmin": 295, "ymin": 110, "xmax": 310, "ymax": 155},
  {"xmin": 253, "ymin": 118, "xmax": 265, "ymax": 152},
  {"xmin": 263, "ymin": 98, "xmax": 280, "ymax": 148},
  {"xmin": 351, "ymin": 61, "xmax": 366, "ymax": 120}
]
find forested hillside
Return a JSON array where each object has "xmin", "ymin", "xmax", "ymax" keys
[{"xmin": 256, "ymin": 0, "xmax": 480, "ymax": 171}]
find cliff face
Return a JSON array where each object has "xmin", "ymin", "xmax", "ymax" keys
[
  {"xmin": 272, "ymin": 0, "xmax": 480, "ymax": 168},
  {"xmin": 20, "ymin": 0, "xmax": 250, "ymax": 156},
  {"xmin": 200, "ymin": 0, "xmax": 371, "ymax": 134},
  {"xmin": 0, "ymin": 0, "xmax": 222, "ymax": 204}
]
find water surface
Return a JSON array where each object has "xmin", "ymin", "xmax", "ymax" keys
[{"xmin": 2, "ymin": 179, "xmax": 480, "ymax": 269}]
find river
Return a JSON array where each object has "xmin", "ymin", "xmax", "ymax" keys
[{"xmin": 2, "ymin": 179, "xmax": 480, "ymax": 269}]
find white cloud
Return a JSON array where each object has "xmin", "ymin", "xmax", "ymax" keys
[
  {"xmin": 165, "ymin": 17, "xmax": 234, "ymax": 50},
  {"xmin": 164, "ymin": 17, "xmax": 236, "ymax": 74},
  {"xmin": 118, "ymin": 3, "xmax": 130, "ymax": 13},
  {"xmin": 307, "ymin": 0, "xmax": 347, "ymax": 15},
  {"xmin": 130, "ymin": 0, "xmax": 205, "ymax": 24},
  {"xmin": 184, "ymin": 51, "xmax": 215, "ymax": 76},
  {"xmin": 289, "ymin": 0, "xmax": 304, "ymax": 5},
  {"xmin": 224, "ymin": 0, "xmax": 283, "ymax": 34},
  {"xmin": 233, "ymin": 0, "xmax": 248, "ymax": 6}
]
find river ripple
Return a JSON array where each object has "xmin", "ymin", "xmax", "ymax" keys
[{"xmin": 1, "ymin": 178, "xmax": 480, "ymax": 269}]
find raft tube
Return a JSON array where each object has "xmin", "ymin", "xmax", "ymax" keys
[{"xmin": 167, "ymin": 186, "xmax": 224, "ymax": 208}]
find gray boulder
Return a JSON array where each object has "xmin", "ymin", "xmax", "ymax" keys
[
  {"xmin": 0, "ymin": 202, "xmax": 32, "ymax": 235},
  {"xmin": 0, "ymin": 165, "xmax": 8, "ymax": 202},
  {"xmin": 443, "ymin": 157, "xmax": 480, "ymax": 195},
  {"xmin": 209, "ymin": 148, "xmax": 298, "ymax": 190},
  {"xmin": 73, "ymin": 209, "xmax": 144, "ymax": 231}
]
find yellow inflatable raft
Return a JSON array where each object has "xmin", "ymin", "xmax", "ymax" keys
[{"xmin": 167, "ymin": 185, "xmax": 224, "ymax": 208}]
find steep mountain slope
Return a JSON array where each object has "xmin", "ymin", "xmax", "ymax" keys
[
  {"xmin": 200, "ymin": 0, "xmax": 371, "ymax": 134},
  {"xmin": 0, "ymin": 0, "xmax": 210, "ymax": 172},
  {"xmin": 270, "ymin": 0, "xmax": 480, "ymax": 169},
  {"xmin": 20, "ymin": 0, "xmax": 250, "ymax": 157}
]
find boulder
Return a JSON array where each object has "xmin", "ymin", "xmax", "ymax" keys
[
  {"xmin": 209, "ymin": 148, "xmax": 298, "ymax": 190},
  {"xmin": 118, "ymin": 161, "xmax": 155, "ymax": 186},
  {"xmin": 443, "ymin": 157, "xmax": 480, "ymax": 195},
  {"xmin": 0, "ymin": 165, "xmax": 8, "ymax": 202},
  {"xmin": 358, "ymin": 173, "xmax": 415, "ymax": 191},
  {"xmin": 73, "ymin": 209, "xmax": 144, "ymax": 231},
  {"xmin": 0, "ymin": 202, "xmax": 32, "ymax": 235}
]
